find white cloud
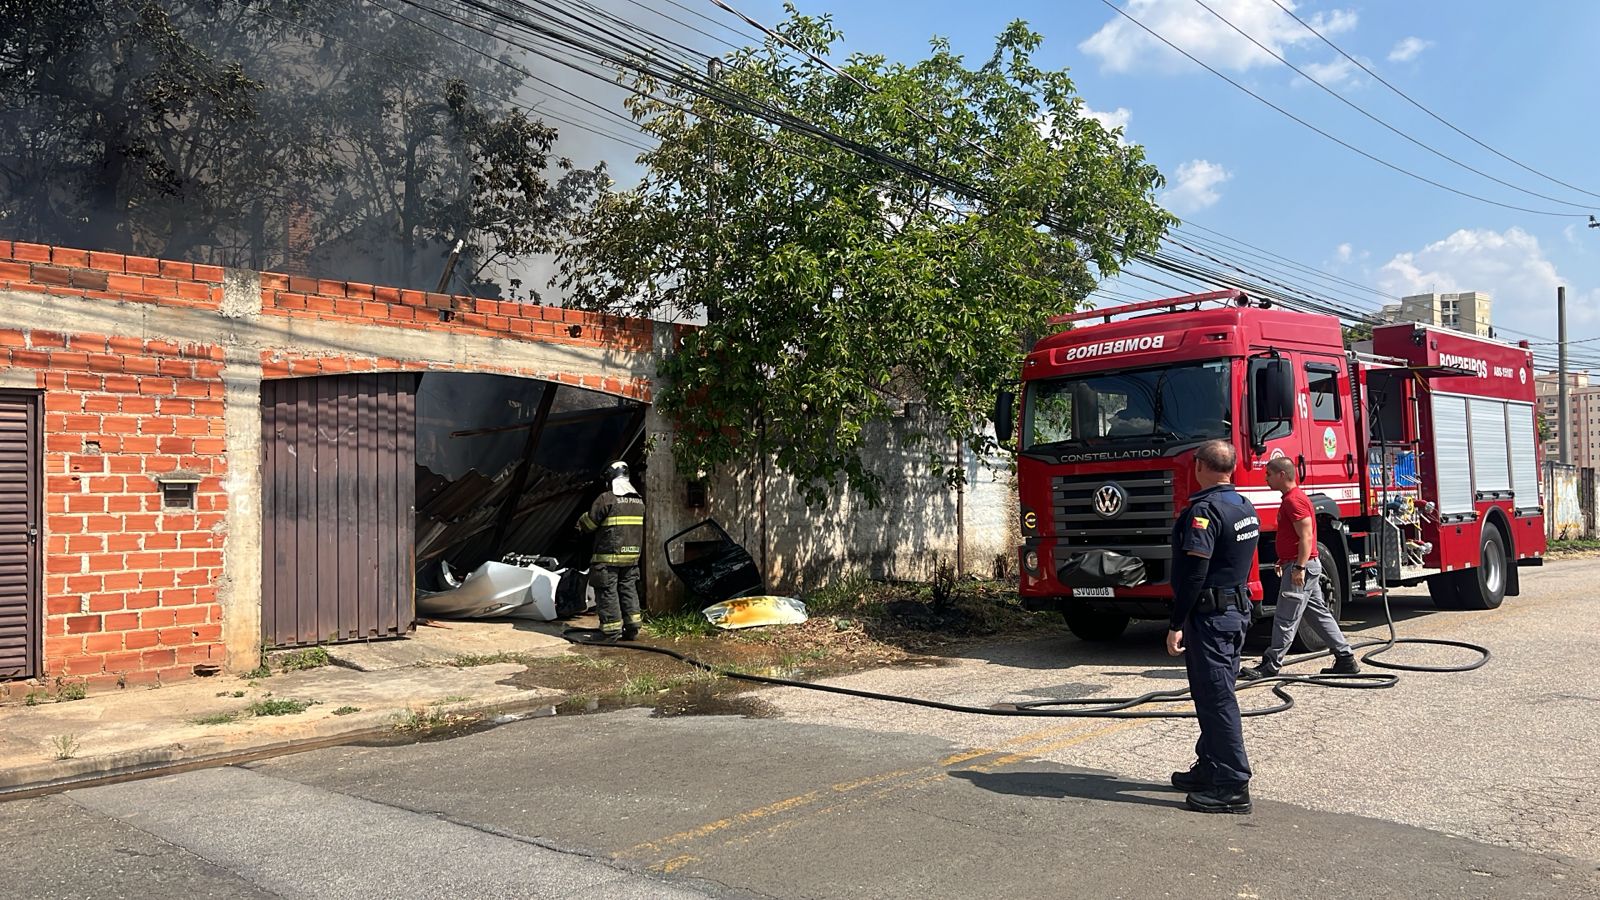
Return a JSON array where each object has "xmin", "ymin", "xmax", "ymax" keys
[
  {"xmin": 1336, "ymin": 243, "xmax": 1354, "ymax": 263},
  {"xmin": 1299, "ymin": 56, "xmax": 1361, "ymax": 88},
  {"xmin": 1375, "ymin": 227, "xmax": 1600, "ymax": 338},
  {"xmin": 1080, "ymin": 0, "xmax": 1357, "ymax": 75},
  {"xmin": 1160, "ymin": 159, "xmax": 1232, "ymax": 213},
  {"xmin": 1387, "ymin": 36, "xmax": 1432, "ymax": 63},
  {"xmin": 1081, "ymin": 105, "xmax": 1132, "ymax": 145}
]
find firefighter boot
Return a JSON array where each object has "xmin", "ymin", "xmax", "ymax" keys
[{"xmin": 1321, "ymin": 653, "xmax": 1360, "ymax": 675}]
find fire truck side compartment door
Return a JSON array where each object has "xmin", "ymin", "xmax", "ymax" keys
[{"xmin": 1431, "ymin": 394, "xmax": 1474, "ymax": 516}]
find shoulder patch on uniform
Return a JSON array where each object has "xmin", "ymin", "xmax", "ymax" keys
[{"xmin": 1192, "ymin": 516, "xmax": 1210, "ymax": 529}]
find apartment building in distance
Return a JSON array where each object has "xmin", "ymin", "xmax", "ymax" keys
[
  {"xmin": 1534, "ymin": 370, "xmax": 1600, "ymax": 467},
  {"xmin": 1379, "ymin": 291, "xmax": 1493, "ymax": 337}
]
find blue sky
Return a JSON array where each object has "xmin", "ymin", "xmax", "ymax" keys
[{"xmin": 707, "ymin": 0, "xmax": 1600, "ymax": 358}]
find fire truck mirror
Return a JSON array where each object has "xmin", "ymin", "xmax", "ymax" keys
[
  {"xmin": 994, "ymin": 390, "xmax": 1016, "ymax": 445},
  {"xmin": 1249, "ymin": 357, "xmax": 1295, "ymax": 450}
]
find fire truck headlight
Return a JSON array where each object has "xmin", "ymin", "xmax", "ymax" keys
[{"xmin": 1023, "ymin": 548, "xmax": 1040, "ymax": 575}]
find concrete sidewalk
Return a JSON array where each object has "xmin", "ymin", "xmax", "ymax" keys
[{"xmin": 0, "ymin": 619, "xmax": 585, "ymax": 794}]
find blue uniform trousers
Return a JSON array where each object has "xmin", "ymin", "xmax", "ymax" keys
[{"xmin": 1185, "ymin": 607, "xmax": 1252, "ymax": 790}]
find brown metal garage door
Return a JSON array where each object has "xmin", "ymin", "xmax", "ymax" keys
[
  {"xmin": 262, "ymin": 374, "xmax": 417, "ymax": 649},
  {"xmin": 0, "ymin": 391, "xmax": 41, "ymax": 679}
]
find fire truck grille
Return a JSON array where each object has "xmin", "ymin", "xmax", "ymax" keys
[{"xmin": 1053, "ymin": 469, "xmax": 1175, "ymax": 547}]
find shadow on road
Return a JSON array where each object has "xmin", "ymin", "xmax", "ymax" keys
[{"xmin": 948, "ymin": 769, "xmax": 1185, "ymax": 810}]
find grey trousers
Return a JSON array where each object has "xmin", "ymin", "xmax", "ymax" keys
[{"xmin": 1262, "ymin": 556, "xmax": 1351, "ymax": 667}]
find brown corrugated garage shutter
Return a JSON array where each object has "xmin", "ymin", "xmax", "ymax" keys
[
  {"xmin": 0, "ymin": 391, "xmax": 41, "ymax": 679},
  {"xmin": 262, "ymin": 374, "xmax": 417, "ymax": 649}
]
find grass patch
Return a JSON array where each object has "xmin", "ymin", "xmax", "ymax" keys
[
  {"xmin": 394, "ymin": 706, "xmax": 481, "ymax": 733},
  {"xmin": 191, "ymin": 711, "xmax": 238, "ymax": 726},
  {"xmin": 49, "ymin": 734, "xmax": 80, "ymax": 760},
  {"xmin": 245, "ymin": 697, "xmax": 318, "ymax": 717},
  {"xmin": 331, "ymin": 706, "xmax": 360, "ymax": 716},
  {"xmin": 216, "ymin": 690, "xmax": 246, "ymax": 698},
  {"xmin": 55, "ymin": 682, "xmax": 86, "ymax": 702},
  {"xmin": 645, "ymin": 609, "xmax": 717, "ymax": 639},
  {"xmin": 619, "ymin": 673, "xmax": 700, "ymax": 695},
  {"xmin": 434, "ymin": 695, "xmax": 472, "ymax": 705},
  {"xmin": 804, "ymin": 572, "xmax": 876, "ymax": 616},
  {"xmin": 270, "ymin": 647, "xmax": 331, "ymax": 673},
  {"xmin": 1548, "ymin": 538, "xmax": 1600, "ymax": 552}
]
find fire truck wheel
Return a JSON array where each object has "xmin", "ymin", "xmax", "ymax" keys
[
  {"xmin": 1062, "ymin": 607, "xmax": 1130, "ymax": 642},
  {"xmin": 1292, "ymin": 540, "xmax": 1344, "ymax": 652},
  {"xmin": 1454, "ymin": 527, "xmax": 1508, "ymax": 611},
  {"xmin": 1426, "ymin": 575, "xmax": 1463, "ymax": 610}
]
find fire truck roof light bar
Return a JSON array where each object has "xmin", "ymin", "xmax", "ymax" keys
[{"xmin": 1049, "ymin": 290, "xmax": 1247, "ymax": 325}]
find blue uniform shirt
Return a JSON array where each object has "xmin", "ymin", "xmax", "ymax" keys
[{"xmin": 1169, "ymin": 484, "xmax": 1261, "ymax": 628}]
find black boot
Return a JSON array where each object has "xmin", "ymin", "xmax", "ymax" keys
[
  {"xmin": 620, "ymin": 627, "xmax": 640, "ymax": 641},
  {"xmin": 1237, "ymin": 660, "xmax": 1279, "ymax": 681},
  {"xmin": 1321, "ymin": 653, "xmax": 1360, "ymax": 675},
  {"xmin": 1186, "ymin": 785, "xmax": 1252, "ymax": 814},
  {"xmin": 1170, "ymin": 764, "xmax": 1213, "ymax": 792}
]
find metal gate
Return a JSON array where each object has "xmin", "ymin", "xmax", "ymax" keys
[
  {"xmin": 262, "ymin": 374, "xmax": 417, "ymax": 649},
  {"xmin": 0, "ymin": 391, "xmax": 41, "ymax": 679}
]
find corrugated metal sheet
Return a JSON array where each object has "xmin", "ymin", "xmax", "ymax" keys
[
  {"xmin": 0, "ymin": 391, "xmax": 39, "ymax": 679},
  {"xmin": 263, "ymin": 375, "xmax": 417, "ymax": 649},
  {"xmin": 1545, "ymin": 462, "xmax": 1585, "ymax": 540}
]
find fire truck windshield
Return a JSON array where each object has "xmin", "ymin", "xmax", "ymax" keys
[{"xmin": 1021, "ymin": 359, "xmax": 1232, "ymax": 453}]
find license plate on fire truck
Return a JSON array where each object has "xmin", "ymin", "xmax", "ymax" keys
[{"xmin": 1073, "ymin": 588, "xmax": 1114, "ymax": 598}]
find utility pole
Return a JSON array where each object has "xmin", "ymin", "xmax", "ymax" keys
[{"xmin": 1560, "ymin": 285, "xmax": 1570, "ymax": 464}]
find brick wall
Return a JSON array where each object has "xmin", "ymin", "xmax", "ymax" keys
[
  {"xmin": 260, "ymin": 273, "xmax": 653, "ymax": 357},
  {"xmin": 0, "ymin": 239, "xmax": 659, "ymax": 694},
  {"xmin": 1, "ymin": 326, "xmax": 228, "ymax": 690}
]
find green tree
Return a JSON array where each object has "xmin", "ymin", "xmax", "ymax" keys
[{"xmin": 558, "ymin": 10, "xmax": 1172, "ymax": 502}]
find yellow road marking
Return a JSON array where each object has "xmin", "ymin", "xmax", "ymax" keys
[{"xmin": 654, "ymin": 855, "xmax": 699, "ymax": 874}]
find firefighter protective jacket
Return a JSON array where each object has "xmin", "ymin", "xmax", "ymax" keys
[{"xmin": 579, "ymin": 490, "xmax": 645, "ymax": 566}]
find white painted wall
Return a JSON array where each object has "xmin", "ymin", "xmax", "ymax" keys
[{"xmin": 642, "ymin": 373, "xmax": 1019, "ymax": 606}]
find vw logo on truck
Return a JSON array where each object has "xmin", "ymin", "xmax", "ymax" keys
[{"xmin": 1093, "ymin": 483, "xmax": 1128, "ymax": 519}]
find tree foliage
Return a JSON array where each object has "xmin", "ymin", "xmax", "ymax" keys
[
  {"xmin": 558, "ymin": 10, "xmax": 1172, "ymax": 502},
  {"xmin": 0, "ymin": 0, "xmax": 599, "ymax": 292}
]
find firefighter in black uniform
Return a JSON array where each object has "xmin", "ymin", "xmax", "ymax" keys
[
  {"xmin": 1166, "ymin": 439, "xmax": 1260, "ymax": 814},
  {"xmin": 578, "ymin": 461, "xmax": 646, "ymax": 640}
]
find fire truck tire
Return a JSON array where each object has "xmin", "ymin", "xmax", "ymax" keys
[
  {"xmin": 1426, "ymin": 576, "xmax": 1463, "ymax": 610},
  {"xmin": 1062, "ymin": 607, "xmax": 1130, "ymax": 642},
  {"xmin": 1454, "ymin": 527, "xmax": 1508, "ymax": 611},
  {"xmin": 1292, "ymin": 540, "xmax": 1344, "ymax": 652}
]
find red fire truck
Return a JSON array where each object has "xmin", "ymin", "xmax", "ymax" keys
[{"xmin": 997, "ymin": 290, "xmax": 1546, "ymax": 644}]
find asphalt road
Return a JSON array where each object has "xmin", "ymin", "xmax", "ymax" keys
[{"xmin": 4, "ymin": 559, "xmax": 1599, "ymax": 899}]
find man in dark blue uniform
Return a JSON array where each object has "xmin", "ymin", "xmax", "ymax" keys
[{"xmin": 1166, "ymin": 439, "xmax": 1260, "ymax": 814}]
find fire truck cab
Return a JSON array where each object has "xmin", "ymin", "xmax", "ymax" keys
[{"xmin": 1001, "ymin": 290, "xmax": 1546, "ymax": 644}]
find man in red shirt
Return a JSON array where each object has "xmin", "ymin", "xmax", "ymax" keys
[{"xmin": 1239, "ymin": 457, "xmax": 1360, "ymax": 680}]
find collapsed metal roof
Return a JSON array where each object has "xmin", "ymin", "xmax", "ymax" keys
[{"xmin": 413, "ymin": 373, "xmax": 646, "ymax": 590}]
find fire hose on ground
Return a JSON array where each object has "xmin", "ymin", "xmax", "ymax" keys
[{"xmin": 561, "ymin": 585, "xmax": 1490, "ymax": 719}]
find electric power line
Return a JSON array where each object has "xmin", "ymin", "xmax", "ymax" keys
[
  {"xmin": 1191, "ymin": 0, "xmax": 1594, "ymax": 212},
  {"xmin": 1095, "ymin": 0, "xmax": 1591, "ymax": 218},
  {"xmin": 1267, "ymin": 0, "xmax": 1600, "ymax": 204}
]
